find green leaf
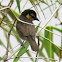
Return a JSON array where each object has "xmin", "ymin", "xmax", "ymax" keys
[
  {"xmin": 16, "ymin": 0, "xmax": 20, "ymax": 12},
  {"xmin": 52, "ymin": 27, "xmax": 62, "ymax": 32},
  {"xmin": 42, "ymin": 26, "xmax": 61, "ymax": 59},
  {"xmin": 35, "ymin": 22, "xmax": 41, "ymax": 31},
  {"xmin": 52, "ymin": 44, "xmax": 60, "ymax": 56},
  {"xmin": 55, "ymin": 9, "xmax": 58, "ymax": 18},
  {"xmin": 39, "ymin": 48, "xmax": 45, "ymax": 57},
  {"xmin": 39, "ymin": 38, "xmax": 45, "ymax": 57},
  {"xmin": 0, "ymin": 39, "xmax": 6, "ymax": 48},
  {"xmin": 8, "ymin": 10, "xmax": 16, "ymax": 20},
  {"xmin": 8, "ymin": 9, "xmax": 19, "ymax": 20},
  {"xmin": 0, "ymin": 57, "xmax": 2, "ymax": 61},
  {"xmin": 55, "ymin": 0, "xmax": 59, "ymax": 2},
  {"xmin": 30, "ymin": 0, "xmax": 35, "ymax": 5},
  {"xmin": 43, "ymin": 26, "xmax": 54, "ymax": 58},
  {"xmin": 39, "ymin": 0, "xmax": 47, "ymax": 5}
]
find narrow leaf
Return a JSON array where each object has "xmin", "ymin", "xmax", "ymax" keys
[{"xmin": 16, "ymin": 0, "xmax": 20, "ymax": 12}]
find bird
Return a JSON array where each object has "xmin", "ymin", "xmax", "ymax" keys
[{"xmin": 16, "ymin": 9, "xmax": 39, "ymax": 51}]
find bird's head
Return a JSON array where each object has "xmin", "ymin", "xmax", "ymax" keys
[{"xmin": 21, "ymin": 9, "xmax": 39, "ymax": 21}]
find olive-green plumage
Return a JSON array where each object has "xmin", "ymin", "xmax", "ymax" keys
[{"xmin": 16, "ymin": 10, "xmax": 39, "ymax": 51}]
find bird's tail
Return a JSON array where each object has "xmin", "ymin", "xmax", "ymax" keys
[{"xmin": 28, "ymin": 36, "xmax": 39, "ymax": 51}]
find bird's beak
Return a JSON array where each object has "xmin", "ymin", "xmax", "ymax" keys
[{"xmin": 34, "ymin": 17, "xmax": 39, "ymax": 21}]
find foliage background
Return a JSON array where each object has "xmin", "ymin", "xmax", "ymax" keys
[{"xmin": 0, "ymin": 0, "xmax": 62, "ymax": 62}]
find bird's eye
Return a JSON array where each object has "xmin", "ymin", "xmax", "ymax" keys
[
  {"xmin": 30, "ymin": 13, "xmax": 35, "ymax": 17},
  {"xmin": 30, "ymin": 13, "xmax": 35, "ymax": 16},
  {"xmin": 30, "ymin": 13, "xmax": 35, "ymax": 18}
]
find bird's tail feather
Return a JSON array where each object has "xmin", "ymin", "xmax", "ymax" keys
[{"xmin": 28, "ymin": 36, "xmax": 39, "ymax": 51}]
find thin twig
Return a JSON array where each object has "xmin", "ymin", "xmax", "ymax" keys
[
  {"xmin": 7, "ymin": 56, "xmax": 57, "ymax": 61},
  {"xmin": 21, "ymin": 0, "xmax": 29, "ymax": 12},
  {"xmin": 8, "ymin": 0, "xmax": 14, "ymax": 7},
  {"xmin": 0, "ymin": 1, "xmax": 14, "ymax": 58},
  {"xmin": 6, "ymin": 19, "xmax": 16, "ymax": 58},
  {"xmin": 0, "ymin": 7, "xmax": 9, "ymax": 11},
  {"xmin": 29, "ymin": 1, "xmax": 41, "ymax": 9},
  {"xmin": 35, "ymin": 36, "xmax": 40, "ymax": 62},
  {"xmin": 3, "ymin": 0, "xmax": 14, "ymax": 60},
  {"xmin": 0, "ymin": 7, "xmax": 9, "ymax": 27}
]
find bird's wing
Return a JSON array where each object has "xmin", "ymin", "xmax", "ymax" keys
[{"xmin": 17, "ymin": 22, "xmax": 36, "ymax": 36}]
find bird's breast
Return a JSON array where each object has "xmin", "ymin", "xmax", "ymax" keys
[{"xmin": 16, "ymin": 21, "xmax": 36, "ymax": 37}]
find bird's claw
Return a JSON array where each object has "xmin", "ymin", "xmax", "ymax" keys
[{"xmin": 21, "ymin": 41, "xmax": 25, "ymax": 48}]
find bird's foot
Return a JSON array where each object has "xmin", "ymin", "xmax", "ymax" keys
[{"xmin": 21, "ymin": 41, "xmax": 25, "ymax": 48}]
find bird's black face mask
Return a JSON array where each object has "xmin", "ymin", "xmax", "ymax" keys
[{"xmin": 21, "ymin": 9, "xmax": 39, "ymax": 21}]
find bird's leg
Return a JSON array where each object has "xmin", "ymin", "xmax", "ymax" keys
[{"xmin": 21, "ymin": 40, "xmax": 25, "ymax": 48}]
